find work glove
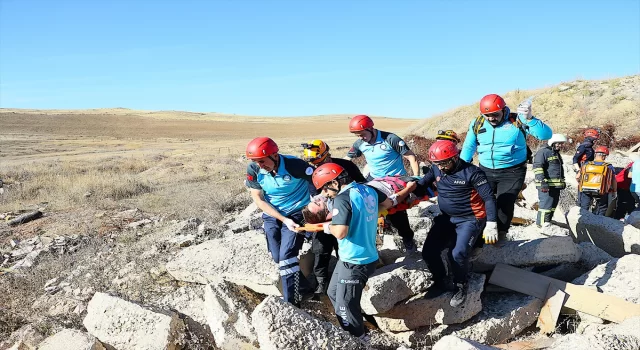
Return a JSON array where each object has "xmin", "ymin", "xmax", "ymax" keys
[
  {"xmin": 517, "ymin": 102, "xmax": 533, "ymax": 120},
  {"xmin": 540, "ymin": 182, "xmax": 550, "ymax": 193},
  {"xmin": 323, "ymin": 222, "xmax": 331, "ymax": 234},
  {"xmin": 378, "ymin": 208, "xmax": 389, "ymax": 217},
  {"xmin": 483, "ymin": 221, "xmax": 499, "ymax": 245},
  {"xmin": 573, "ymin": 164, "xmax": 581, "ymax": 172},
  {"xmin": 283, "ymin": 218, "xmax": 300, "ymax": 232}
]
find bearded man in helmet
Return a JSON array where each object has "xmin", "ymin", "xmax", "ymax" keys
[
  {"xmin": 311, "ymin": 163, "xmax": 393, "ymax": 342},
  {"xmin": 533, "ymin": 134, "xmax": 568, "ymax": 230},
  {"xmin": 418, "ymin": 140, "xmax": 497, "ymax": 307},
  {"xmin": 346, "ymin": 115, "xmax": 421, "ymax": 253},
  {"xmin": 245, "ymin": 137, "xmax": 315, "ymax": 306},
  {"xmin": 460, "ymin": 94, "xmax": 552, "ymax": 241}
]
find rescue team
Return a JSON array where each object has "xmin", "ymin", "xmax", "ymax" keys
[{"xmin": 243, "ymin": 94, "xmax": 639, "ymax": 341}]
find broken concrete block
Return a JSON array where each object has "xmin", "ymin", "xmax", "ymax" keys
[
  {"xmin": 204, "ymin": 279, "xmax": 260, "ymax": 349},
  {"xmin": 549, "ymin": 317, "xmax": 640, "ymax": 350},
  {"xmin": 572, "ymin": 254, "xmax": 640, "ymax": 305},
  {"xmin": 374, "ymin": 273, "xmax": 485, "ymax": 332},
  {"xmin": 432, "ymin": 335, "xmax": 498, "ymax": 350},
  {"xmin": 251, "ymin": 296, "xmax": 363, "ymax": 350},
  {"xmin": 567, "ymin": 206, "xmax": 640, "ymax": 257},
  {"xmin": 361, "ymin": 259, "xmax": 433, "ymax": 315},
  {"xmin": 156, "ymin": 285, "xmax": 207, "ymax": 325},
  {"xmin": 83, "ymin": 292, "xmax": 184, "ymax": 350},
  {"xmin": 378, "ymin": 235, "xmax": 404, "ymax": 265},
  {"xmin": 472, "ymin": 236, "xmax": 580, "ymax": 272},
  {"xmin": 448, "ymin": 293, "xmax": 542, "ymax": 345},
  {"xmin": 576, "ymin": 242, "xmax": 614, "ymax": 270},
  {"xmin": 38, "ymin": 329, "xmax": 104, "ymax": 350},
  {"xmin": 626, "ymin": 211, "xmax": 640, "ymax": 229},
  {"xmin": 166, "ymin": 230, "xmax": 280, "ymax": 295}
]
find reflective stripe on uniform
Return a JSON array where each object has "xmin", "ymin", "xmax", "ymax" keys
[
  {"xmin": 280, "ymin": 265, "xmax": 300, "ymax": 276},
  {"xmin": 279, "ymin": 257, "xmax": 299, "ymax": 267}
]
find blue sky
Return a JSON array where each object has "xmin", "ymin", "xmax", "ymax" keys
[{"xmin": 1, "ymin": 0, "xmax": 638, "ymax": 118}]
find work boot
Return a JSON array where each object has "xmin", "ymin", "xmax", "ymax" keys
[
  {"xmin": 425, "ymin": 277, "xmax": 454, "ymax": 298},
  {"xmin": 450, "ymin": 282, "xmax": 468, "ymax": 308},
  {"xmin": 403, "ymin": 239, "xmax": 417, "ymax": 255},
  {"xmin": 313, "ymin": 278, "xmax": 328, "ymax": 300},
  {"xmin": 358, "ymin": 333, "xmax": 371, "ymax": 349}
]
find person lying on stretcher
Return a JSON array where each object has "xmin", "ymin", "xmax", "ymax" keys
[{"xmin": 302, "ymin": 175, "xmax": 436, "ymax": 225}]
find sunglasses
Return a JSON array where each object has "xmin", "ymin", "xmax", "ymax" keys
[
  {"xmin": 433, "ymin": 158, "xmax": 455, "ymax": 167},
  {"xmin": 483, "ymin": 111, "xmax": 502, "ymax": 118}
]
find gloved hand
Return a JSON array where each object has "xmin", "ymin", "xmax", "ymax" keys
[
  {"xmin": 483, "ymin": 221, "xmax": 499, "ymax": 245},
  {"xmin": 378, "ymin": 208, "xmax": 389, "ymax": 217},
  {"xmin": 540, "ymin": 182, "xmax": 550, "ymax": 193},
  {"xmin": 283, "ymin": 218, "xmax": 299, "ymax": 232},
  {"xmin": 517, "ymin": 103, "xmax": 533, "ymax": 120},
  {"xmin": 323, "ymin": 222, "xmax": 331, "ymax": 234},
  {"xmin": 573, "ymin": 164, "xmax": 581, "ymax": 172}
]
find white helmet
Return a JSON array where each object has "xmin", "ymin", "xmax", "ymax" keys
[{"xmin": 548, "ymin": 134, "xmax": 567, "ymax": 146}]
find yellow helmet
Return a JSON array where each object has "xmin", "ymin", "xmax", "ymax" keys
[
  {"xmin": 436, "ymin": 130, "xmax": 460, "ymax": 143},
  {"xmin": 302, "ymin": 140, "xmax": 330, "ymax": 164}
]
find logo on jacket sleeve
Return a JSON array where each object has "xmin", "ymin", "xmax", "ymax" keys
[
  {"xmin": 380, "ymin": 144, "xmax": 388, "ymax": 150},
  {"xmin": 247, "ymin": 174, "xmax": 254, "ymax": 181},
  {"xmin": 305, "ymin": 167, "xmax": 314, "ymax": 175},
  {"xmin": 283, "ymin": 175, "xmax": 291, "ymax": 181}
]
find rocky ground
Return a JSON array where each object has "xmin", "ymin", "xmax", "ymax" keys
[{"xmin": 1, "ymin": 154, "xmax": 640, "ymax": 349}]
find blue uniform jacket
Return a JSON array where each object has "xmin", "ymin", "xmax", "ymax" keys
[{"xmin": 460, "ymin": 107, "xmax": 552, "ymax": 169}]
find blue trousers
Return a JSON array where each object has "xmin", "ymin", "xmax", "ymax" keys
[
  {"xmin": 262, "ymin": 211, "xmax": 312, "ymax": 304},
  {"xmin": 421, "ymin": 214, "xmax": 485, "ymax": 284}
]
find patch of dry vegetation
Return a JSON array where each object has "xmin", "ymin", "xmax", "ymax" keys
[{"xmin": 409, "ymin": 75, "xmax": 640, "ymax": 139}]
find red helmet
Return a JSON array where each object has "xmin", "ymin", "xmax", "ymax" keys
[
  {"xmin": 246, "ymin": 137, "xmax": 279, "ymax": 159},
  {"xmin": 312, "ymin": 163, "xmax": 345, "ymax": 189},
  {"xmin": 479, "ymin": 94, "xmax": 506, "ymax": 114},
  {"xmin": 429, "ymin": 140, "xmax": 459, "ymax": 162},
  {"xmin": 584, "ymin": 129, "xmax": 600, "ymax": 138},
  {"xmin": 349, "ymin": 115, "xmax": 374, "ymax": 132},
  {"xmin": 594, "ymin": 146, "xmax": 609, "ymax": 155}
]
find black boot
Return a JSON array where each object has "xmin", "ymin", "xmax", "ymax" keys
[
  {"xmin": 313, "ymin": 278, "xmax": 327, "ymax": 300},
  {"xmin": 425, "ymin": 277, "xmax": 454, "ymax": 299},
  {"xmin": 450, "ymin": 282, "xmax": 468, "ymax": 308}
]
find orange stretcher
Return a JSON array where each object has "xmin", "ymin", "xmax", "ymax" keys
[{"xmin": 295, "ymin": 217, "xmax": 387, "ymax": 232}]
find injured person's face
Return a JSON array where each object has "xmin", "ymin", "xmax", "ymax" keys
[{"xmin": 302, "ymin": 197, "xmax": 332, "ymax": 224}]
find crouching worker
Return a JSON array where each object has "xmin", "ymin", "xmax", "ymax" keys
[
  {"xmin": 311, "ymin": 163, "xmax": 393, "ymax": 341},
  {"xmin": 418, "ymin": 140, "xmax": 497, "ymax": 307},
  {"xmin": 245, "ymin": 137, "xmax": 315, "ymax": 307}
]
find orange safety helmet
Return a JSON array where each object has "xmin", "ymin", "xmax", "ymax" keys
[
  {"xmin": 246, "ymin": 137, "xmax": 279, "ymax": 159},
  {"xmin": 479, "ymin": 94, "xmax": 506, "ymax": 114},
  {"xmin": 312, "ymin": 163, "xmax": 346, "ymax": 189},
  {"xmin": 594, "ymin": 145, "xmax": 609, "ymax": 155},
  {"xmin": 429, "ymin": 140, "xmax": 459, "ymax": 162},
  {"xmin": 584, "ymin": 129, "xmax": 600, "ymax": 139},
  {"xmin": 349, "ymin": 115, "xmax": 374, "ymax": 132}
]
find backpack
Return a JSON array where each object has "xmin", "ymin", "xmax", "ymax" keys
[
  {"xmin": 473, "ymin": 113, "xmax": 533, "ymax": 164},
  {"xmin": 579, "ymin": 161, "xmax": 614, "ymax": 195}
]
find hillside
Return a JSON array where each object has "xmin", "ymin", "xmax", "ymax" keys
[{"xmin": 409, "ymin": 75, "xmax": 640, "ymax": 138}]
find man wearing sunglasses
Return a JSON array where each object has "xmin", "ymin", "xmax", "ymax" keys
[
  {"xmin": 460, "ymin": 94, "xmax": 552, "ymax": 241},
  {"xmin": 245, "ymin": 137, "xmax": 316, "ymax": 307},
  {"xmin": 418, "ymin": 140, "xmax": 497, "ymax": 307},
  {"xmin": 346, "ymin": 115, "xmax": 420, "ymax": 254}
]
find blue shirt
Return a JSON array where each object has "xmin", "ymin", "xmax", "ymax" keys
[
  {"xmin": 460, "ymin": 108, "xmax": 553, "ymax": 169},
  {"xmin": 631, "ymin": 161, "xmax": 640, "ymax": 192},
  {"xmin": 245, "ymin": 155, "xmax": 315, "ymax": 216},
  {"xmin": 331, "ymin": 183, "xmax": 387, "ymax": 265},
  {"xmin": 347, "ymin": 130, "xmax": 410, "ymax": 178}
]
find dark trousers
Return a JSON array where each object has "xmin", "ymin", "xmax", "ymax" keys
[
  {"xmin": 312, "ymin": 232, "xmax": 338, "ymax": 293},
  {"xmin": 421, "ymin": 214, "xmax": 485, "ymax": 284},
  {"xmin": 614, "ymin": 189, "xmax": 636, "ymax": 219},
  {"xmin": 263, "ymin": 211, "xmax": 312, "ymax": 304},
  {"xmin": 578, "ymin": 192, "xmax": 609, "ymax": 216},
  {"xmin": 327, "ymin": 260, "xmax": 377, "ymax": 337},
  {"xmin": 480, "ymin": 164, "xmax": 527, "ymax": 233},
  {"xmin": 633, "ymin": 192, "xmax": 640, "ymax": 212},
  {"xmin": 537, "ymin": 188, "xmax": 561, "ymax": 226},
  {"xmin": 386, "ymin": 210, "xmax": 415, "ymax": 243}
]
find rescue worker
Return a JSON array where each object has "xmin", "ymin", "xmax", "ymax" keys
[
  {"xmin": 346, "ymin": 115, "xmax": 420, "ymax": 252},
  {"xmin": 614, "ymin": 158, "xmax": 636, "ymax": 219},
  {"xmin": 312, "ymin": 163, "xmax": 393, "ymax": 342},
  {"xmin": 302, "ymin": 139, "xmax": 366, "ymax": 183},
  {"xmin": 301, "ymin": 139, "xmax": 366, "ymax": 297},
  {"xmin": 461, "ymin": 94, "xmax": 552, "ymax": 240},
  {"xmin": 628, "ymin": 153, "xmax": 640, "ymax": 212},
  {"xmin": 245, "ymin": 137, "xmax": 315, "ymax": 306},
  {"xmin": 436, "ymin": 129, "xmax": 461, "ymax": 144},
  {"xmin": 419, "ymin": 140, "xmax": 498, "ymax": 307},
  {"xmin": 533, "ymin": 134, "xmax": 567, "ymax": 230},
  {"xmin": 577, "ymin": 146, "xmax": 617, "ymax": 216},
  {"xmin": 572, "ymin": 129, "xmax": 600, "ymax": 172}
]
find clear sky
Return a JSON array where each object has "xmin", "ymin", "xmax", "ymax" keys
[{"xmin": 1, "ymin": 0, "xmax": 638, "ymax": 118}]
